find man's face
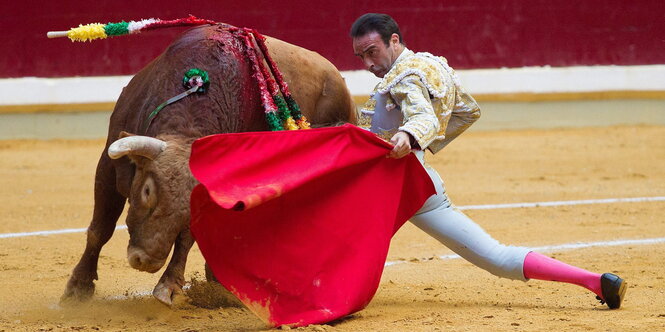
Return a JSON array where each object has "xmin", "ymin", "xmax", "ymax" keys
[{"xmin": 353, "ymin": 31, "xmax": 400, "ymax": 78}]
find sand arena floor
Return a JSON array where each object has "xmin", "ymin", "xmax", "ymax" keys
[{"xmin": 1, "ymin": 124, "xmax": 664, "ymax": 331}]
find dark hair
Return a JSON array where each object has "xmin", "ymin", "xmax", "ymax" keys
[{"xmin": 350, "ymin": 13, "xmax": 403, "ymax": 46}]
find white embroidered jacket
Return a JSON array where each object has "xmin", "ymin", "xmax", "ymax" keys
[{"xmin": 359, "ymin": 49, "xmax": 481, "ymax": 154}]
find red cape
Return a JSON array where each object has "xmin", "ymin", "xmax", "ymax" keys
[{"xmin": 189, "ymin": 124, "xmax": 434, "ymax": 327}]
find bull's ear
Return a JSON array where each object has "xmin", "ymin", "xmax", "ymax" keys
[{"xmin": 119, "ymin": 131, "xmax": 136, "ymax": 139}]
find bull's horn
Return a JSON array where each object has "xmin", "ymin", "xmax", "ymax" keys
[{"xmin": 108, "ymin": 136, "xmax": 167, "ymax": 160}]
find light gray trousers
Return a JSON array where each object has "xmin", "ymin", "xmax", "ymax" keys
[{"xmin": 409, "ymin": 151, "xmax": 530, "ymax": 281}]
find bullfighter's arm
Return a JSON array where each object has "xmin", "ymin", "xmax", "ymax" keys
[
  {"xmin": 437, "ymin": 87, "xmax": 481, "ymax": 149},
  {"xmin": 390, "ymin": 74, "xmax": 442, "ymax": 150}
]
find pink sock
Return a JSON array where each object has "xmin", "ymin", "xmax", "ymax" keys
[{"xmin": 523, "ymin": 251, "xmax": 603, "ymax": 299}]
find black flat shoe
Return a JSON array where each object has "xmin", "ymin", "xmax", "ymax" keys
[{"xmin": 596, "ymin": 273, "xmax": 626, "ymax": 309}]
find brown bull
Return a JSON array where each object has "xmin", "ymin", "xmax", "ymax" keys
[{"xmin": 62, "ymin": 24, "xmax": 356, "ymax": 306}]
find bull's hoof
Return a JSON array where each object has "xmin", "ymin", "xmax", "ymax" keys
[
  {"xmin": 152, "ymin": 281, "xmax": 182, "ymax": 306},
  {"xmin": 60, "ymin": 278, "xmax": 95, "ymax": 304}
]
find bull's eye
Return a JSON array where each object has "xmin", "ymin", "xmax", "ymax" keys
[{"xmin": 141, "ymin": 177, "xmax": 158, "ymax": 208}]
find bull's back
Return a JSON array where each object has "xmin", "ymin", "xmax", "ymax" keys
[
  {"xmin": 109, "ymin": 25, "xmax": 355, "ymax": 144},
  {"xmin": 264, "ymin": 37, "xmax": 356, "ymax": 125}
]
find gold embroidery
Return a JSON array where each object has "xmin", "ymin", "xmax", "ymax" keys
[
  {"xmin": 391, "ymin": 76, "xmax": 440, "ymax": 148},
  {"xmin": 357, "ymin": 112, "xmax": 373, "ymax": 130},
  {"xmin": 377, "ymin": 53, "xmax": 452, "ymax": 98},
  {"xmin": 357, "ymin": 97, "xmax": 376, "ymax": 130},
  {"xmin": 375, "ymin": 128, "xmax": 396, "ymax": 142}
]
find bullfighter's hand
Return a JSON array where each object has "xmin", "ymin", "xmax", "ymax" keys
[{"xmin": 388, "ymin": 131, "xmax": 412, "ymax": 159}]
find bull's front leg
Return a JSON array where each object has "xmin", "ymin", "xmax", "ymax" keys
[
  {"xmin": 61, "ymin": 154, "xmax": 126, "ymax": 303},
  {"xmin": 152, "ymin": 229, "xmax": 195, "ymax": 306}
]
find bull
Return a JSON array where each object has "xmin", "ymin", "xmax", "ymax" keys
[{"xmin": 61, "ymin": 24, "xmax": 356, "ymax": 306}]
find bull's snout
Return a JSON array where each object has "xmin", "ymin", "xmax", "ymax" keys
[{"xmin": 127, "ymin": 246, "xmax": 166, "ymax": 273}]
